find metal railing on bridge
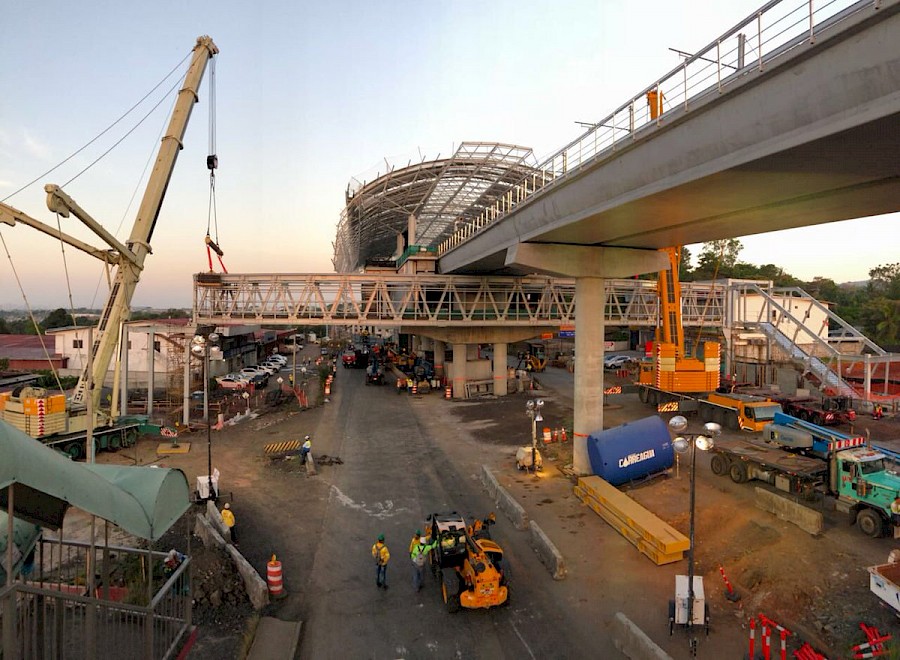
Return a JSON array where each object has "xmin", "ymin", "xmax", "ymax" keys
[
  {"xmin": 437, "ymin": 0, "xmax": 876, "ymax": 257},
  {"xmin": 193, "ymin": 272, "xmax": 727, "ymax": 327}
]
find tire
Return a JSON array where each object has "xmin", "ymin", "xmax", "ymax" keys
[
  {"xmin": 64, "ymin": 442, "xmax": 83, "ymax": 460},
  {"xmin": 699, "ymin": 404, "xmax": 713, "ymax": 423},
  {"xmin": 649, "ymin": 390, "xmax": 659, "ymax": 406},
  {"xmin": 108, "ymin": 432, "xmax": 121, "ymax": 450},
  {"xmin": 442, "ymin": 571, "xmax": 461, "ymax": 613},
  {"xmin": 729, "ymin": 461, "xmax": 748, "ymax": 484},
  {"xmin": 725, "ymin": 411, "xmax": 740, "ymax": 431},
  {"xmin": 638, "ymin": 387, "xmax": 649, "ymax": 404},
  {"xmin": 856, "ymin": 508, "xmax": 884, "ymax": 538},
  {"xmin": 710, "ymin": 454, "xmax": 728, "ymax": 476}
]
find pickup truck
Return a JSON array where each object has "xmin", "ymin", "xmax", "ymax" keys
[{"xmin": 341, "ymin": 350, "xmax": 357, "ymax": 368}]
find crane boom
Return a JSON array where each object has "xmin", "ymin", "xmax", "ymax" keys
[{"xmin": 69, "ymin": 35, "xmax": 218, "ymax": 408}]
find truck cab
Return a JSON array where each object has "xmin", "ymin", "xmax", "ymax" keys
[
  {"xmin": 831, "ymin": 447, "xmax": 900, "ymax": 537},
  {"xmin": 704, "ymin": 392, "xmax": 782, "ymax": 432}
]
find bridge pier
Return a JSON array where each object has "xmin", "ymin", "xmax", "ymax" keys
[
  {"xmin": 451, "ymin": 343, "xmax": 467, "ymax": 399},
  {"xmin": 504, "ymin": 244, "xmax": 669, "ymax": 475},
  {"xmin": 493, "ymin": 342, "xmax": 508, "ymax": 397}
]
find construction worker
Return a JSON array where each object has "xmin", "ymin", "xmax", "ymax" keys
[
  {"xmin": 300, "ymin": 435, "xmax": 312, "ymax": 462},
  {"xmin": 372, "ymin": 534, "xmax": 390, "ymax": 589},
  {"xmin": 892, "ymin": 496, "xmax": 900, "ymax": 526},
  {"xmin": 874, "ymin": 403, "xmax": 884, "ymax": 420},
  {"xmin": 221, "ymin": 503, "xmax": 237, "ymax": 543},
  {"xmin": 408, "ymin": 529, "xmax": 422, "ymax": 555},
  {"xmin": 410, "ymin": 535, "xmax": 438, "ymax": 591}
]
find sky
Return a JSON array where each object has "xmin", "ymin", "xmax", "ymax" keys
[{"xmin": 1, "ymin": 0, "xmax": 896, "ymax": 310}]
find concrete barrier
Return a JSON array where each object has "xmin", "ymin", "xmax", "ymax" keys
[
  {"xmin": 305, "ymin": 452, "xmax": 318, "ymax": 476},
  {"xmin": 481, "ymin": 465, "xmax": 528, "ymax": 530},
  {"xmin": 611, "ymin": 612, "xmax": 673, "ymax": 660},
  {"xmin": 528, "ymin": 520, "xmax": 567, "ymax": 580},
  {"xmin": 206, "ymin": 499, "xmax": 231, "ymax": 539},
  {"xmin": 194, "ymin": 512, "xmax": 227, "ymax": 551},
  {"xmin": 754, "ymin": 487, "xmax": 824, "ymax": 536},
  {"xmin": 225, "ymin": 543, "xmax": 270, "ymax": 610}
]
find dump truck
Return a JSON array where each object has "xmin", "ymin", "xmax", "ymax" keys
[
  {"xmin": 707, "ymin": 412, "xmax": 900, "ymax": 537},
  {"xmin": 425, "ymin": 512, "xmax": 508, "ymax": 612}
]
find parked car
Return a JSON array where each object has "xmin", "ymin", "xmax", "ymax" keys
[
  {"xmin": 239, "ymin": 368, "xmax": 269, "ymax": 387},
  {"xmin": 268, "ymin": 354, "xmax": 288, "ymax": 364},
  {"xmin": 603, "ymin": 354, "xmax": 635, "ymax": 370},
  {"xmin": 255, "ymin": 362, "xmax": 280, "ymax": 375},
  {"xmin": 215, "ymin": 375, "xmax": 247, "ymax": 390}
]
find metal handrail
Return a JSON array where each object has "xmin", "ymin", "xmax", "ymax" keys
[{"xmin": 437, "ymin": 0, "xmax": 875, "ymax": 256}]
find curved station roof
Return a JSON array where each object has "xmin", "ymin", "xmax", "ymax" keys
[{"xmin": 333, "ymin": 142, "xmax": 538, "ymax": 273}]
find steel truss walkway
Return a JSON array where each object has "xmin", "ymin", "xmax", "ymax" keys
[{"xmin": 192, "ymin": 273, "xmax": 726, "ymax": 328}]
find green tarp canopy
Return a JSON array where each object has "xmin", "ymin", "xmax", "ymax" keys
[{"xmin": 0, "ymin": 420, "xmax": 190, "ymax": 542}]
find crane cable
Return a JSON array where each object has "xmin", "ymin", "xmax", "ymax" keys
[
  {"xmin": 205, "ymin": 57, "xmax": 227, "ymax": 273},
  {"xmin": 0, "ymin": 233, "xmax": 65, "ymax": 393}
]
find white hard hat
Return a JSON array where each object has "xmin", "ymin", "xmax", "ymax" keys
[
  {"xmin": 305, "ymin": 435, "xmax": 310, "ymax": 440},
  {"xmin": 224, "ymin": 503, "xmax": 230, "ymax": 509}
]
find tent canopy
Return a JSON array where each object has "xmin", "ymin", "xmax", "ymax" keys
[{"xmin": 0, "ymin": 420, "xmax": 190, "ymax": 541}]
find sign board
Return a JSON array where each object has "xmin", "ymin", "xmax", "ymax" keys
[
  {"xmin": 541, "ymin": 332, "xmax": 554, "ymax": 340},
  {"xmin": 559, "ymin": 331, "xmax": 574, "ymax": 338}
]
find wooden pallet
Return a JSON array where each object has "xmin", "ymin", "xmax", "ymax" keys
[{"xmin": 575, "ymin": 476, "xmax": 688, "ymax": 565}]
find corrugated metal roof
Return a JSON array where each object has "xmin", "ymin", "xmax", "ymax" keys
[{"xmin": 0, "ymin": 334, "xmax": 58, "ymax": 360}]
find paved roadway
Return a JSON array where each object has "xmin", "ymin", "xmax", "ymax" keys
[{"xmin": 271, "ymin": 364, "xmax": 604, "ymax": 659}]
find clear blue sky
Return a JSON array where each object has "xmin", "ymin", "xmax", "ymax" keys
[{"xmin": 1, "ymin": 0, "xmax": 896, "ymax": 309}]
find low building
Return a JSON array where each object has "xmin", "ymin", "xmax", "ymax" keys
[{"xmin": 0, "ymin": 334, "xmax": 67, "ymax": 372}]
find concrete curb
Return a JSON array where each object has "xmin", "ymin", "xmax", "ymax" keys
[
  {"xmin": 528, "ymin": 520, "xmax": 567, "ymax": 580},
  {"xmin": 480, "ymin": 465, "xmax": 528, "ymax": 530},
  {"xmin": 197, "ymin": 506, "xmax": 270, "ymax": 610},
  {"xmin": 754, "ymin": 487, "xmax": 824, "ymax": 536},
  {"xmin": 611, "ymin": 612, "xmax": 673, "ymax": 660}
]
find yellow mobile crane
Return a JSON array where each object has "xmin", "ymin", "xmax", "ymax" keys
[
  {"xmin": 0, "ymin": 36, "xmax": 218, "ymax": 458},
  {"xmin": 637, "ymin": 247, "xmax": 721, "ymax": 399}
]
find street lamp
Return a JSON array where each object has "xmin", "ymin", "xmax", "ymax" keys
[
  {"xmin": 191, "ymin": 332, "xmax": 219, "ymax": 501},
  {"xmin": 667, "ymin": 415, "xmax": 721, "ymax": 653},
  {"xmin": 525, "ymin": 399, "xmax": 544, "ymax": 472}
]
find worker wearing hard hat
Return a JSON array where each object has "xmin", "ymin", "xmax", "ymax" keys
[
  {"xmin": 300, "ymin": 435, "xmax": 312, "ymax": 462},
  {"xmin": 372, "ymin": 534, "xmax": 390, "ymax": 589},
  {"xmin": 221, "ymin": 502, "xmax": 236, "ymax": 543},
  {"xmin": 410, "ymin": 534, "xmax": 438, "ymax": 592}
]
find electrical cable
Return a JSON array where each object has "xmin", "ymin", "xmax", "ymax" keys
[{"xmin": 1, "ymin": 50, "xmax": 192, "ymax": 204}]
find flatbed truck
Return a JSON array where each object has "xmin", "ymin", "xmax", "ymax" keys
[
  {"xmin": 706, "ymin": 412, "xmax": 900, "ymax": 537},
  {"xmin": 639, "ymin": 386, "xmax": 782, "ymax": 432}
]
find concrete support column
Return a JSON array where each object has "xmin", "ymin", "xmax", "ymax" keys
[
  {"xmin": 493, "ymin": 342, "xmax": 508, "ymax": 397},
  {"xmin": 574, "ymin": 277, "xmax": 605, "ymax": 475},
  {"xmin": 452, "ymin": 343, "xmax": 467, "ymax": 399},
  {"xmin": 147, "ymin": 331, "xmax": 155, "ymax": 418},
  {"xmin": 183, "ymin": 335, "xmax": 192, "ymax": 427},
  {"xmin": 433, "ymin": 340, "xmax": 445, "ymax": 376}
]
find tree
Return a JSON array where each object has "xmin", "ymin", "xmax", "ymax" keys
[
  {"xmin": 868, "ymin": 262, "xmax": 900, "ymax": 299},
  {"xmin": 862, "ymin": 297, "xmax": 900, "ymax": 348},
  {"xmin": 41, "ymin": 308, "xmax": 75, "ymax": 331},
  {"xmin": 0, "ymin": 317, "xmax": 8, "ymax": 334},
  {"xmin": 694, "ymin": 239, "xmax": 743, "ymax": 279}
]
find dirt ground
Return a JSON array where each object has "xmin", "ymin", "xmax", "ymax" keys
[{"xmin": 91, "ymin": 362, "xmax": 900, "ymax": 658}]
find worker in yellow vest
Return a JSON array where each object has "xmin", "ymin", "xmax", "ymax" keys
[
  {"xmin": 372, "ymin": 534, "xmax": 390, "ymax": 589},
  {"xmin": 221, "ymin": 502, "xmax": 236, "ymax": 543}
]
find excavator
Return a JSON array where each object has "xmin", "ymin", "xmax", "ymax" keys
[
  {"xmin": 0, "ymin": 36, "xmax": 218, "ymax": 459},
  {"xmin": 637, "ymin": 247, "xmax": 721, "ymax": 400}
]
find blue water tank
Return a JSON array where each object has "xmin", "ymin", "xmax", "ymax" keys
[{"xmin": 586, "ymin": 416, "xmax": 674, "ymax": 485}]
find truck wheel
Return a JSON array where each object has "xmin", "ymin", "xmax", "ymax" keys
[
  {"xmin": 728, "ymin": 462, "xmax": 748, "ymax": 484},
  {"xmin": 710, "ymin": 454, "xmax": 728, "ymax": 476},
  {"xmin": 699, "ymin": 405, "xmax": 713, "ymax": 423},
  {"xmin": 64, "ymin": 442, "xmax": 83, "ymax": 460},
  {"xmin": 856, "ymin": 508, "xmax": 884, "ymax": 538},
  {"xmin": 726, "ymin": 411, "xmax": 740, "ymax": 431},
  {"xmin": 639, "ymin": 387, "xmax": 648, "ymax": 403}
]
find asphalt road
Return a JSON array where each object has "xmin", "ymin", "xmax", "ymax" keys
[{"xmin": 265, "ymin": 364, "xmax": 606, "ymax": 659}]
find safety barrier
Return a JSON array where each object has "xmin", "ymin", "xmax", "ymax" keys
[
  {"xmin": 267, "ymin": 555, "xmax": 285, "ymax": 599},
  {"xmin": 574, "ymin": 476, "xmax": 688, "ymax": 565}
]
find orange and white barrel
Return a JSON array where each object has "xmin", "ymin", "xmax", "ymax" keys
[
  {"xmin": 445, "ymin": 386, "xmax": 452, "ymax": 399},
  {"xmin": 543, "ymin": 428, "xmax": 552, "ymax": 444},
  {"xmin": 267, "ymin": 555, "xmax": 285, "ymax": 598},
  {"xmin": 411, "ymin": 381, "xmax": 418, "ymax": 395}
]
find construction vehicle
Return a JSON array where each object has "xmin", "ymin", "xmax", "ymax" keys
[
  {"xmin": 425, "ymin": 512, "xmax": 509, "ymax": 612},
  {"xmin": 729, "ymin": 387, "xmax": 858, "ymax": 427},
  {"xmin": 516, "ymin": 342, "xmax": 548, "ymax": 372},
  {"xmin": 707, "ymin": 412, "xmax": 900, "ymax": 537},
  {"xmin": 365, "ymin": 360, "xmax": 385, "ymax": 385},
  {"xmin": 0, "ymin": 36, "xmax": 217, "ymax": 459},
  {"xmin": 636, "ymin": 247, "xmax": 721, "ymax": 402}
]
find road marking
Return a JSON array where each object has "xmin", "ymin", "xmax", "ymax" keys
[
  {"xmin": 328, "ymin": 484, "xmax": 409, "ymax": 519},
  {"xmin": 510, "ymin": 618, "xmax": 537, "ymax": 660}
]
